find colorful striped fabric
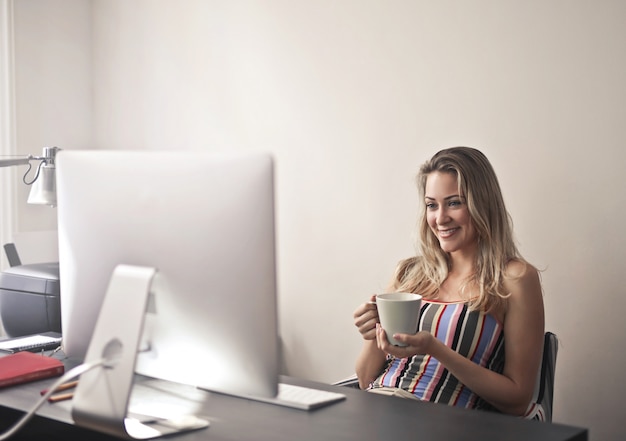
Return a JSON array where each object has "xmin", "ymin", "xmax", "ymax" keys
[{"xmin": 370, "ymin": 299, "xmax": 505, "ymax": 410}]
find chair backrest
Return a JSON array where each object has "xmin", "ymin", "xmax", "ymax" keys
[{"xmin": 527, "ymin": 331, "xmax": 558, "ymax": 422}]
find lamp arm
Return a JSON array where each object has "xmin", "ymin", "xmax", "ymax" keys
[{"xmin": 0, "ymin": 156, "xmax": 33, "ymax": 167}]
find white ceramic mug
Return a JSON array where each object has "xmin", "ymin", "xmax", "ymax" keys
[{"xmin": 376, "ymin": 293, "xmax": 422, "ymax": 346}]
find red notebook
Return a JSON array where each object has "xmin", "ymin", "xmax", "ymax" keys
[{"xmin": 0, "ymin": 352, "xmax": 64, "ymax": 388}]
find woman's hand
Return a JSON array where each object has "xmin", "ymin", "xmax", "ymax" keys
[
  {"xmin": 353, "ymin": 295, "xmax": 379, "ymax": 340},
  {"xmin": 376, "ymin": 325, "xmax": 436, "ymax": 358}
]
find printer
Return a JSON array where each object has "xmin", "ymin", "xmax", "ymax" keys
[{"xmin": 0, "ymin": 262, "xmax": 61, "ymax": 337}]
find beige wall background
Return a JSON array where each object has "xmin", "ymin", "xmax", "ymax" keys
[{"xmin": 8, "ymin": 1, "xmax": 626, "ymax": 440}]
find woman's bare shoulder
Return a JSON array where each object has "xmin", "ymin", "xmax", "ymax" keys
[
  {"xmin": 503, "ymin": 259, "xmax": 543, "ymax": 303},
  {"xmin": 504, "ymin": 258, "xmax": 539, "ymax": 280}
]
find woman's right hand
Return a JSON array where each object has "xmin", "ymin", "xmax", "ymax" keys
[{"xmin": 353, "ymin": 295, "xmax": 379, "ymax": 340}]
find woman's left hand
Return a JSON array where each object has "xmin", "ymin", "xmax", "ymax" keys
[{"xmin": 376, "ymin": 324, "xmax": 435, "ymax": 358}]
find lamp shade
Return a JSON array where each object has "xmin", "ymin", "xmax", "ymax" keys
[{"xmin": 27, "ymin": 163, "xmax": 57, "ymax": 206}]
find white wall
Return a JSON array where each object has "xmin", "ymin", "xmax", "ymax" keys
[
  {"xmin": 12, "ymin": 0, "xmax": 92, "ymax": 239},
  {"xmin": 10, "ymin": 1, "xmax": 626, "ymax": 439}
]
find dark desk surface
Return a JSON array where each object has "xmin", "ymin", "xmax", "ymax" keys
[{"xmin": 0, "ymin": 360, "xmax": 587, "ymax": 441}]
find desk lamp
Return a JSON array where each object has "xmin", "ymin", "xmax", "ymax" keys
[
  {"xmin": 0, "ymin": 146, "xmax": 60, "ymax": 207},
  {"xmin": 0, "ymin": 146, "xmax": 61, "ymax": 336}
]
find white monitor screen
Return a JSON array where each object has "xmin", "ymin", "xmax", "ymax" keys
[{"xmin": 56, "ymin": 150, "xmax": 279, "ymax": 398}]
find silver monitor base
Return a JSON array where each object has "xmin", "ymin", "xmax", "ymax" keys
[{"xmin": 71, "ymin": 264, "xmax": 209, "ymax": 439}]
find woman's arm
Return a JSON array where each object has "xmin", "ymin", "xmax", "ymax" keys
[
  {"xmin": 355, "ymin": 340, "xmax": 387, "ymax": 389},
  {"xmin": 378, "ymin": 261, "xmax": 545, "ymax": 415},
  {"xmin": 353, "ymin": 296, "xmax": 387, "ymax": 389}
]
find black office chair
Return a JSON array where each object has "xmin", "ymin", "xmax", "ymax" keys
[
  {"xmin": 526, "ymin": 331, "xmax": 558, "ymax": 422},
  {"xmin": 335, "ymin": 331, "xmax": 558, "ymax": 422}
]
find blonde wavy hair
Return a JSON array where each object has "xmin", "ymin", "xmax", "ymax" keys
[{"xmin": 391, "ymin": 147, "xmax": 524, "ymax": 313}]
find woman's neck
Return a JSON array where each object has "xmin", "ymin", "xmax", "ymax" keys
[
  {"xmin": 436, "ymin": 252, "xmax": 476, "ymax": 302},
  {"xmin": 448, "ymin": 250, "xmax": 476, "ymax": 279}
]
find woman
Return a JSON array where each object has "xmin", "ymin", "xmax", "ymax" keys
[{"xmin": 353, "ymin": 147, "xmax": 544, "ymax": 418}]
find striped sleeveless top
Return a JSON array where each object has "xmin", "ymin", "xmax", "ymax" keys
[{"xmin": 370, "ymin": 299, "xmax": 505, "ymax": 410}]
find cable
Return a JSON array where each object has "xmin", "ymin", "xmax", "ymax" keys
[
  {"xmin": 21, "ymin": 160, "xmax": 40, "ymax": 185},
  {"xmin": 0, "ymin": 357, "xmax": 107, "ymax": 440}
]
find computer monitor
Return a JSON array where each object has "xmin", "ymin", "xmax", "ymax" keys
[{"xmin": 55, "ymin": 150, "xmax": 279, "ymax": 438}]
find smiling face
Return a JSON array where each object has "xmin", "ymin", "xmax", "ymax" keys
[{"xmin": 424, "ymin": 171, "xmax": 478, "ymax": 256}]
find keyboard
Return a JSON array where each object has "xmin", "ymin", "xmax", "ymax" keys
[
  {"xmin": 0, "ymin": 332, "xmax": 62, "ymax": 354},
  {"xmin": 246, "ymin": 383, "xmax": 346, "ymax": 410}
]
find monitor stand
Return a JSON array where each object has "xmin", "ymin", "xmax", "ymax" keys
[{"xmin": 71, "ymin": 264, "xmax": 210, "ymax": 439}]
